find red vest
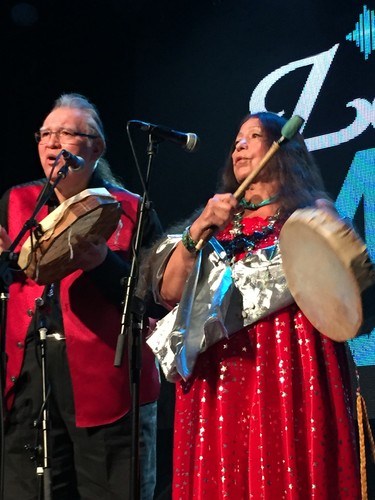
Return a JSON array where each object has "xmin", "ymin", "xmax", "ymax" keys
[{"xmin": 4, "ymin": 183, "xmax": 160, "ymax": 427}]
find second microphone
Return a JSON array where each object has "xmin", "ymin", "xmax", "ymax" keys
[{"xmin": 128, "ymin": 120, "xmax": 200, "ymax": 153}]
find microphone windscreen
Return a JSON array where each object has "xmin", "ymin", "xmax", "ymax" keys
[{"xmin": 185, "ymin": 133, "xmax": 200, "ymax": 152}]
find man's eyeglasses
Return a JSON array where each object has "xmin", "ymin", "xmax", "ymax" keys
[{"xmin": 35, "ymin": 129, "xmax": 99, "ymax": 144}]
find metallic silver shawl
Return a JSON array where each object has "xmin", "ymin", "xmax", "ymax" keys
[{"xmin": 147, "ymin": 235, "xmax": 294, "ymax": 382}]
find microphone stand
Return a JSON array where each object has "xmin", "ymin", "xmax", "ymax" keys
[
  {"xmin": 114, "ymin": 134, "xmax": 158, "ymax": 500},
  {"xmin": 36, "ymin": 324, "xmax": 52, "ymax": 500},
  {"xmin": 0, "ymin": 160, "xmax": 72, "ymax": 500},
  {"xmin": 0, "ymin": 256, "xmax": 14, "ymax": 500}
]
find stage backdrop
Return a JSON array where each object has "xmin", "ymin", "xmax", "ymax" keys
[{"xmin": 3, "ymin": 0, "xmax": 375, "ymax": 413}]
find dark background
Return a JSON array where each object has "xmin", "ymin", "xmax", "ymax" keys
[
  {"xmin": 3, "ymin": 0, "xmax": 374, "ymax": 226},
  {"xmin": 2, "ymin": 1, "xmax": 375, "ymax": 497}
]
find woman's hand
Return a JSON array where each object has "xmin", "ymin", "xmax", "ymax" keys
[
  {"xmin": 189, "ymin": 193, "xmax": 239, "ymax": 243},
  {"xmin": 160, "ymin": 193, "xmax": 239, "ymax": 306},
  {"xmin": 314, "ymin": 198, "xmax": 340, "ymax": 218}
]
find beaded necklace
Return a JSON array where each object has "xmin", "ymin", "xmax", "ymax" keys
[{"xmin": 221, "ymin": 209, "xmax": 280, "ymax": 260}]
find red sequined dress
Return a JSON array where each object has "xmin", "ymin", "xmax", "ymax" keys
[{"xmin": 172, "ymin": 215, "xmax": 360, "ymax": 499}]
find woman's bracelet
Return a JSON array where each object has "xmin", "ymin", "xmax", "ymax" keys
[{"xmin": 181, "ymin": 225, "xmax": 198, "ymax": 254}]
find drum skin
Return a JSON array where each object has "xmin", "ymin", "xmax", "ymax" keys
[
  {"xmin": 18, "ymin": 188, "xmax": 122, "ymax": 284},
  {"xmin": 279, "ymin": 208, "xmax": 375, "ymax": 342}
]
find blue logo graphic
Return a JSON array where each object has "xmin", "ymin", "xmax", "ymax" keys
[
  {"xmin": 346, "ymin": 5, "xmax": 375, "ymax": 60},
  {"xmin": 249, "ymin": 5, "xmax": 375, "ymax": 365}
]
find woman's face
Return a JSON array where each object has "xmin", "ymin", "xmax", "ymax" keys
[{"xmin": 231, "ymin": 117, "xmax": 270, "ymax": 184}]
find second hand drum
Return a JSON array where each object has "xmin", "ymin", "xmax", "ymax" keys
[{"xmin": 279, "ymin": 207, "xmax": 375, "ymax": 342}]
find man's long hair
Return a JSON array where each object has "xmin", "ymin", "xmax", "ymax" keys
[{"xmin": 53, "ymin": 93, "xmax": 124, "ymax": 187}]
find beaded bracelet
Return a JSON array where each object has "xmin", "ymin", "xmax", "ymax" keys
[{"xmin": 181, "ymin": 225, "xmax": 198, "ymax": 254}]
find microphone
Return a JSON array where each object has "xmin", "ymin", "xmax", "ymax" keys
[
  {"xmin": 61, "ymin": 149, "xmax": 85, "ymax": 171},
  {"xmin": 129, "ymin": 120, "xmax": 200, "ymax": 152}
]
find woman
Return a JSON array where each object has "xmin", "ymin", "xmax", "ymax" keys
[{"xmin": 147, "ymin": 112, "xmax": 361, "ymax": 499}]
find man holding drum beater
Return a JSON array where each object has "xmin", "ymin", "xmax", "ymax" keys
[
  {"xmin": 144, "ymin": 111, "xmax": 375, "ymax": 499},
  {"xmin": 0, "ymin": 93, "xmax": 163, "ymax": 499}
]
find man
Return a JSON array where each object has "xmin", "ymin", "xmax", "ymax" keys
[{"xmin": 0, "ymin": 93, "xmax": 162, "ymax": 499}]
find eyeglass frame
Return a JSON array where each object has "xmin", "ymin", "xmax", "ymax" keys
[{"xmin": 34, "ymin": 128, "xmax": 100, "ymax": 144}]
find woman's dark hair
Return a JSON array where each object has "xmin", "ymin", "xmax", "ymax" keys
[{"xmin": 218, "ymin": 112, "xmax": 330, "ymax": 215}]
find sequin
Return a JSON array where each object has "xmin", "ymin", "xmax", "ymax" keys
[{"xmin": 172, "ymin": 217, "xmax": 361, "ymax": 499}]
